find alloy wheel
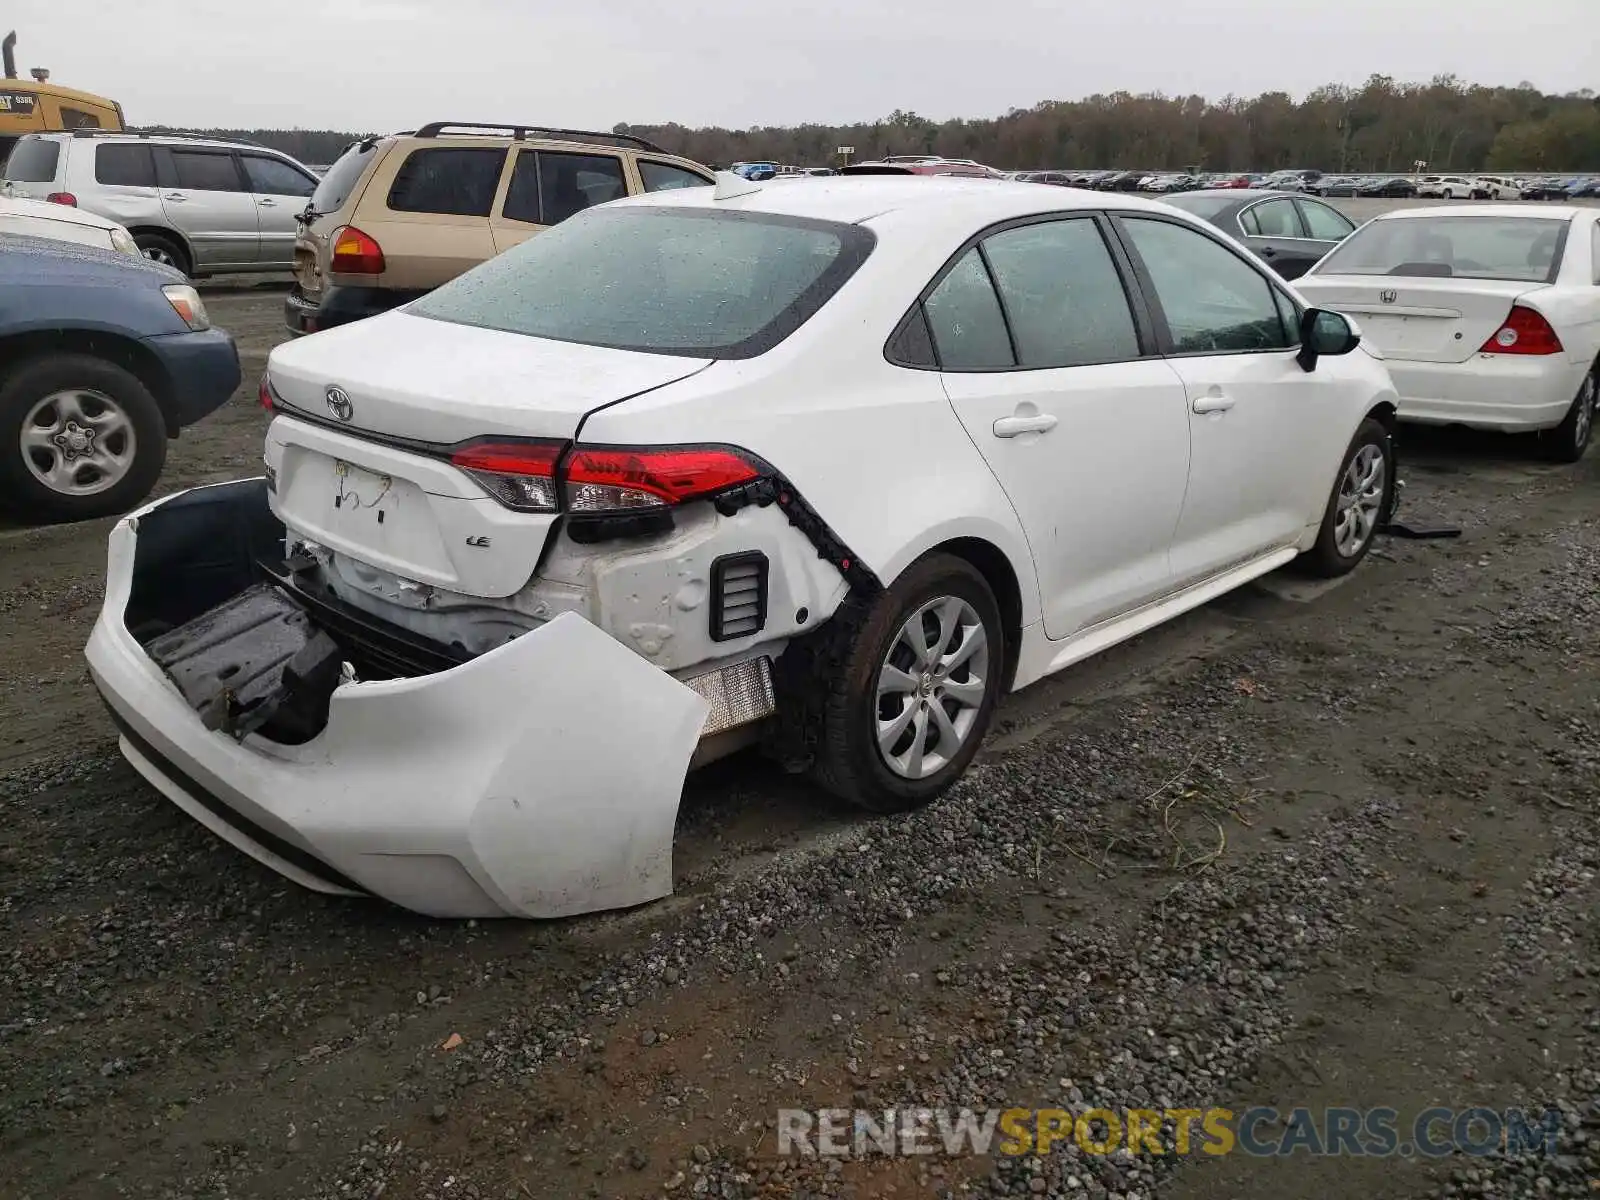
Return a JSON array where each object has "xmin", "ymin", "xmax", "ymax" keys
[
  {"xmin": 20, "ymin": 388, "xmax": 138, "ymax": 496},
  {"xmin": 1575, "ymin": 373, "xmax": 1595, "ymax": 452},
  {"xmin": 1334, "ymin": 443, "xmax": 1386, "ymax": 558},
  {"xmin": 875, "ymin": 596, "xmax": 990, "ymax": 780}
]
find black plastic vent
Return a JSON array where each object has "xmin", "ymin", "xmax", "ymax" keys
[{"xmin": 710, "ymin": 552, "xmax": 769, "ymax": 642}]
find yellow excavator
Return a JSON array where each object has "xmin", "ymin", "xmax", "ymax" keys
[{"xmin": 0, "ymin": 30, "xmax": 124, "ymax": 159}]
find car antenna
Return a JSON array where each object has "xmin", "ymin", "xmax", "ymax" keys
[{"xmin": 712, "ymin": 170, "xmax": 763, "ymax": 201}]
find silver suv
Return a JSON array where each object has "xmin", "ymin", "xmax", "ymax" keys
[{"xmin": 1, "ymin": 129, "xmax": 320, "ymax": 277}]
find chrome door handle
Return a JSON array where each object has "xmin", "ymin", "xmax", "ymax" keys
[
  {"xmin": 163, "ymin": 192, "xmax": 188, "ymax": 202},
  {"xmin": 258, "ymin": 198, "xmax": 277, "ymax": 207},
  {"xmin": 992, "ymin": 413, "xmax": 1058, "ymax": 438},
  {"xmin": 1192, "ymin": 392, "xmax": 1236, "ymax": 415}
]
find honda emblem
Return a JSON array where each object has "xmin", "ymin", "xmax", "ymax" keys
[{"xmin": 1380, "ymin": 290, "xmax": 1399, "ymax": 304}]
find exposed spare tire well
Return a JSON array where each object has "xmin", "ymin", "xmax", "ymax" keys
[{"xmin": 0, "ymin": 330, "xmax": 178, "ymax": 434}]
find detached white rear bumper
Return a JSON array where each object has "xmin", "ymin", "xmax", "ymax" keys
[{"xmin": 85, "ymin": 483, "xmax": 711, "ymax": 919}]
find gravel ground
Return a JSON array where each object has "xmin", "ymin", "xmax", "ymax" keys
[{"xmin": 1, "ymin": 278, "xmax": 1597, "ymax": 1200}]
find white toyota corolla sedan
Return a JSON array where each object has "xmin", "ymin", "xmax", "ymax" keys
[
  {"xmin": 1297, "ymin": 204, "xmax": 1600, "ymax": 461},
  {"xmin": 86, "ymin": 176, "xmax": 1401, "ymax": 919}
]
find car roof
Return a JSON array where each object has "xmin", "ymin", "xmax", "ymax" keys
[
  {"xmin": 1370, "ymin": 204, "xmax": 1580, "ymax": 222},
  {"xmin": 610, "ymin": 175, "xmax": 1184, "ymax": 226}
]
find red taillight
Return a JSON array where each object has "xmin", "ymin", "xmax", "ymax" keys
[
  {"xmin": 45, "ymin": 192, "xmax": 77, "ymax": 206},
  {"xmin": 450, "ymin": 439, "xmax": 564, "ymax": 512},
  {"xmin": 1479, "ymin": 305, "xmax": 1563, "ymax": 356},
  {"xmin": 330, "ymin": 226, "xmax": 385, "ymax": 275},
  {"xmin": 563, "ymin": 446, "xmax": 763, "ymax": 513},
  {"xmin": 258, "ymin": 375, "xmax": 275, "ymax": 410}
]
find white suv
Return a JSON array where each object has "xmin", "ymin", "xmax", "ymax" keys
[
  {"xmin": 86, "ymin": 176, "xmax": 1402, "ymax": 919},
  {"xmin": 1, "ymin": 129, "xmax": 320, "ymax": 276}
]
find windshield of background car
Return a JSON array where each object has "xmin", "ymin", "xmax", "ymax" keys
[
  {"xmin": 1160, "ymin": 194, "xmax": 1237, "ymax": 221},
  {"xmin": 310, "ymin": 142, "xmax": 377, "ymax": 214},
  {"xmin": 1314, "ymin": 216, "xmax": 1568, "ymax": 284},
  {"xmin": 409, "ymin": 207, "xmax": 876, "ymax": 359}
]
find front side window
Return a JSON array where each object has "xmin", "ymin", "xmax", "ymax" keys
[
  {"xmin": 1314, "ymin": 216, "xmax": 1569, "ymax": 285},
  {"xmin": 923, "ymin": 248, "xmax": 1014, "ymax": 370},
  {"xmin": 639, "ymin": 160, "xmax": 712, "ymax": 192},
  {"xmin": 387, "ymin": 147, "xmax": 506, "ymax": 217},
  {"xmin": 243, "ymin": 155, "xmax": 316, "ymax": 198},
  {"xmin": 410, "ymin": 207, "xmax": 873, "ymax": 359},
  {"xmin": 170, "ymin": 150, "xmax": 245, "ymax": 192},
  {"xmin": 1119, "ymin": 217, "xmax": 1291, "ymax": 354},
  {"xmin": 1299, "ymin": 200, "xmax": 1356, "ymax": 241},
  {"xmin": 980, "ymin": 219, "xmax": 1140, "ymax": 368}
]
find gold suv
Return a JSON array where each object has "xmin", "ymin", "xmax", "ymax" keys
[{"xmin": 284, "ymin": 122, "xmax": 714, "ymax": 336}]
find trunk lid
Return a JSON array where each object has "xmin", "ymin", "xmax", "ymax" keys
[
  {"xmin": 1298, "ymin": 276, "xmax": 1543, "ymax": 364},
  {"xmin": 267, "ymin": 310, "xmax": 713, "ymax": 444},
  {"xmin": 263, "ymin": 313, "xmax": 712, "ymax": 599}
]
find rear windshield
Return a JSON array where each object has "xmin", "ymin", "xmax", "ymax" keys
[
  {"xmin": 310, "ymin": 141, "xmax": 377, "ymax": 215},
  {"xmin": 1160, "ymin": 193, "xmax": 1237, "ymax": 220},
  {"xmin": 2, "ymin": 137, "xmax": 61, "ymax": 183},
  {"xmin": 1315, "ymin": 216, "xmax": 1569, "ymax": 284},
  {"xmin": 409, "ymin": 207, "xmax": 875, "ymax": 359}
]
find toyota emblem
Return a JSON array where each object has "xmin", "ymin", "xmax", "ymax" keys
[
  {"xmin": 325, "ymin": 385, "xmax": 354, "ymax": 422},
  {"xmin": 1379, "ymin": 290, "xmax": 1398, "ymax": 304}
]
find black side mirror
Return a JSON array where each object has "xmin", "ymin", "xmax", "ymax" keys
[{"xmin": 1297, "ymin": 307, "xmax": 1360, "ymax": 372}]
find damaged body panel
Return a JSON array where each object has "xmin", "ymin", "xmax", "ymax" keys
[{"xmin": 87, "ymin": 480, "xmax": 712, "ymax": 919}]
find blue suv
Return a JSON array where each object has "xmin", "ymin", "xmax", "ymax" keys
[{"xmin": 0, "ymin": 235, "xmax": 241, "ymax": 521}]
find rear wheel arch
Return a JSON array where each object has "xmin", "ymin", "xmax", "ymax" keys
[
  {"xmin": 920, "ymin": 536, "xmax": 1025, "ymax": 692},
  {"xmin": 125, "ymin": 225, "xmax": 194, "ymax": 276}
]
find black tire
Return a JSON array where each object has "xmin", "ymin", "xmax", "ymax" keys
[
  {"xmin": 805, "ymin": 554, "xmax": 1006, "ymax": 814},
  {"xmin": 1300, "ymin": 417, "xmax": 1394, "ymax": 578},
  {"xmin": 0, "ymin": 354, "xmax": 168, "ymax": 523},
  {"xmin": 133, "ymin": 231, "xmax": 191, "ymax": 278},
  {"xmin": 1544, "ymin": 368, "xmax": 1596, "ymax": 464}
]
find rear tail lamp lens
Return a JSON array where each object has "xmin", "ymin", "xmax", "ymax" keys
[
  {"xmin": 1479, "ymin": 305, "xmax": 1563, "ymax": 356},
  {"xmin": 45, "ymin": 192, "xmax": 77, "ymax": 206},
  {"xmin": 450, "ymin": 440, "xmax": 563, "ymax": 512},
  {"xmin": 330, "ymin": 226, "xmax": 386, "ymax": 275},
  {"xmin": 562, "ymin": 446, "xmax": 763, "ymax": 514},
  {"xmin": 258, "ymin": 374, "xmax": 275, "ymax": 410}
]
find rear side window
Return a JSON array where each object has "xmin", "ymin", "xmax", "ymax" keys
[
  {"xmin": 923, "ymin": 248, "xmax": 1014, "ymax": 370},
  {"xmin": 387, "ymin": 147, "xmax": 506, "ymax": 217},
  {"xmin": 171, "ymin": 150, "xmax": 245, "ymax": 192},
  {"xmin": 503, "ymin": 150, "xmax": 628, "ymax": 225},
  {"xmin": 311, "ymin": 142, "xmax": 376, "ymax": 215},
  {"xmin": 1299, "ymin": 200, "xmax": 1356, "ymax": 241},
  {"xmin": 639, "ymin": 160, "xmax": 712, "ymax": 192},
  {"xmin": 3, "ymin": 137, "xmax": 60, "ymax": 183},
  {"xmin": 95, "ymin": 144, "xmax": 157, "ymax": 187},
  {"xmin": 980, "ymin": 219, "xmax": 1140, "ymax": 368},
  {"xmin": 1245, "ymin": 199, "xmax": 1303, "ymax": 238}
]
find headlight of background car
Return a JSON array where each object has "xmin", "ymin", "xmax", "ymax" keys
[
  {"xmin": 110, "ymin": 227, "xmax": 139, "ymax": 256},
  {"xmin": 162, "ymin": 284, "xmax": 211, "ymax": 332}
]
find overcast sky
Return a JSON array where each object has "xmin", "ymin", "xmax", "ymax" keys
[{"xmin": 7, "ymin": 0, "xmax": 1596, "ymax": 132}]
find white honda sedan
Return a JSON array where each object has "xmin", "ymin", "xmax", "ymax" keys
[
  {"xmin": 1297, "ymin": 205, "xmax": 1600, "ymax": 461},
  {"xmin": 86, "ymin": 177, "xmax": 1400, "ymax": 919}
]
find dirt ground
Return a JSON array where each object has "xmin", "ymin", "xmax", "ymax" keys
[{"xmin": 1, "ymin": 264, "xmax": 1598, "ymax": 1200}]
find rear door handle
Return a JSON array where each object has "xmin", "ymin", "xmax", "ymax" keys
[
  {"xmin": 258, "ymin": 198, "xmax": 278, "ymax": 207},
  {"xmin": 992, "ymin": 413, "xmax": 1058, "ymax": 438},
  {"xmin": 1192, "ymin": 392, "xmax": 1235, "ymax": 415},
  {"xmin": 163, "ymin": 192, "xmax": 188, "ymax": 202}
]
